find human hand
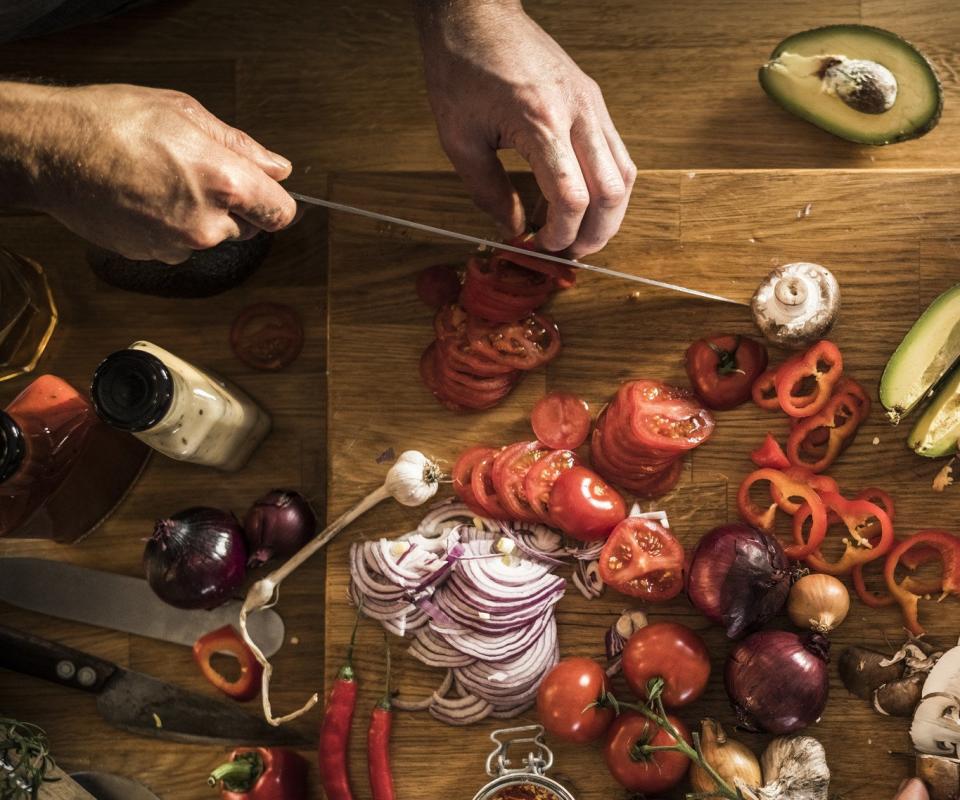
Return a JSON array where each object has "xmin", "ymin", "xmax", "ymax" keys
[
  {"xmin": 894, "ymin": 778, "xmax": 930, "ymax": 800},
  {"xmin": 6, "ymin": 82, "xmax": 296, "ymax": 263},
  {"xmin": 416, "ymin": 0, "xmax": 635, "ymax": 259}
]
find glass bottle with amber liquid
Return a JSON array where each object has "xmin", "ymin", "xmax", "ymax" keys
[{"xmin": 0, "ymin": 249, "xmax": 57, "ymax": 382}]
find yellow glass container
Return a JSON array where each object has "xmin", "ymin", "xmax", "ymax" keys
[{"xmin": 0, "ymin": 249, "xmax": 57, "ymax": 382}]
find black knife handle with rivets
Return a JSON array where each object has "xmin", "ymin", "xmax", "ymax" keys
[{"xmin": 0, "ymin": 624, "xmax": 118, "ymax": 694}]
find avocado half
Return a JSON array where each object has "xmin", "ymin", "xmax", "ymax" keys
[
  {"xmin": 909, "ymin": 365, "xmax": 960, "ymax": 457},
  {"xmin": 880, "ymin": 284, "xmax": 960, "ymax": 424},
  {"xmin": 758, "ymin": 25, "xmax": 942, "ymax": 145}
]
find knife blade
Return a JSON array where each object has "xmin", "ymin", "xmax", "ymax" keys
[
  {"xmin": 0, "ymin": 624, "xmax": 308, "ymax": 746},
  {"xmin": 289, "ymin": 191, "xmax": 747, "ymax": 307},
  {"xmin": 0, "ymin": 558, "xmax": 284, "ymax": 657}
]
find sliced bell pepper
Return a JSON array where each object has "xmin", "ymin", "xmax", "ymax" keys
[
  {"xmin": 853, "ymin": 533, "xmax": 941, "ymax": 609},
  {"xmin": 786, "ymin": 390, "xmax": 863, "ymax": 473},
  {"xmin": 836, "ymin": 376, "xmax": 871, "ymax": 423},
  {"xmin": 774, "ymin": 340, "xmax": 843, "ymax": 418},
  {"xmin": 770, "ymin": 466, "xmax": 839, "ymax": 514},
  {"xmin": 883, "ymin": 530, "xmax": 960, "ymax": 635},
  {"xmin": 737, "ymin": 467, "xmax": 827, "ymax": 559},
  {"xmin": 193, "ymin": 625, "xmax": 263, "ymax": 702},
  {"xmin": 751, "ymin": 369, "xmax": 780, "ymax": 411},
  {"xmin": 750, "ymin": 433, "xmax": 790, "ymax": 470},
  {"xmin": 802, "ymin": 492, "xmax": 894, "ymax": 576}
]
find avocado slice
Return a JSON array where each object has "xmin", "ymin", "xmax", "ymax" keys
[
  {"xmin": 759, "ymin": 25, "xmax": 942, "ymax": 145},
  {"xmin": 909, "ymin": 364, "xmax": 960, "ymax": 457},
  {"xmin": 881, "ymin": 284, "xmax": 960, "ymax": 424}
]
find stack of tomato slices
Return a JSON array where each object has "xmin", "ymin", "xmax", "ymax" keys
[
  {"xmin": 418, "ymin": 240, "xmax": 573, "ymax": 411},
  {"xmin": 591, "ymin": 380, "xmax": 715, "ymax": 498}
]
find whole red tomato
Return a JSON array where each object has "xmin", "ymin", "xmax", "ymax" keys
[
  {"xmin": 603, "ymin": 711, "xmax": 691, "ymax": 793},
  {"xmin": 622, "ymin": 622, "xmax": 711, "ymax": 708},
  {"xmin": 536, "ymin": 657, "xmax": 614, "ymax": 743},
  {"xmin": 548, "ymin": 466, "xmax": 626, "ymax": 541},
  {"xmin": 685, "ymin": 334, "xmax": 768, "ymax": 410}
]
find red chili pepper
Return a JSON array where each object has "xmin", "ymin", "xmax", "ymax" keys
[
  {"xmin": 368, "ymin": 635, "xmax": 395, "ymax": 800},
  {"xmin": 884, "ymin": 531, "xmax": 960, "ymax": 635},
  {"xmin": 852, "ymin": 533, "xmax": 941, "ymax": 609},
  {"xmin": 736, "ymin": 467, "xmax": 827, "ymax": 559},
  {"xmin": 786, "ymin": 390, "xmax": 863, "ymax": 473},
  {"xmin": 319, "ymin": 612, "xmax": 362, "ymax": 800},
  {"xmin": 750, "ymin": 433, "xmax": 790, "ymax": 470},
  {"xmin": 209, "ymin": 748, "xmax": 308, "ymax": 800},
  {"xmin": 801, "ymin": 493, "xmax": 894, "ymax": 576},
  {"xmin": 751, "ymin": 369, "xmax": 780, "ymax": 411},
  {"xmin": 193, "ymin": 625, "xmax": 263, "ymax": 702},
  {"xmin": 774, "ymin": 340, "xmax": 843, "ymax": 418}
]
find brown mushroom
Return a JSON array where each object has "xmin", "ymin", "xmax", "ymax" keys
[
  {"xmin": 917, "ymin": 753, "xmax": 960, "ymax": 800},
  {"xmin": 839, "ymin": 645, "xmax": 905, "ymax": 700},
  {"xmin": 875, "ymin": 673, "xmax": 925, "ymax": 717},
  {"xmin": 751, "ymin": 262, "xmax": 841, "ymax": 348}
]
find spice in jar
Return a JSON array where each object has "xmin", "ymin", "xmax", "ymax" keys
[{"xmin": 488, "ymin": 783, "xmax": 562, "ymax": 800}]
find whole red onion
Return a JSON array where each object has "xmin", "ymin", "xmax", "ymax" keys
[
  {"xmin": 686, "ymin": 522, "xmax": 791, "ymax": 638},
  {"xmin": 244, "ymin": 489, "xmax": 316, "ymax": 567},
  {"xmin": 144, "ymin": 507, "xmax": 247, "ymax": 609},
  {"xmin": 725, "ymin": 629, "xmax": 830, "ymax": 734}
]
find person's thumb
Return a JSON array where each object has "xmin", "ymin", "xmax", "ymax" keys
[{"xmin": 894, "ymin": 779, "xmax": 930, "ymax": 800}]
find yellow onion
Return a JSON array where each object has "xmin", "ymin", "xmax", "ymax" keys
[
  {"xmin": 690, "ymin": 719, "xmax": 762, "ymax": 797},
  {"xmin": 787, "ymin": 573, "xmax": 849, "ymax": 633}
]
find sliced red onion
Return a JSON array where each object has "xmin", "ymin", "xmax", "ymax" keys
[
  {"xmin": 565, "ymin": 539, "xmax": 605, "ymax": 560},
  {"xmin": 418, "ymin": 500, "xmax": 491, "ymax": 537},
  {"xmin": 572, "ymin": 559, "xmax": 604, "ymax": 599},
  {"xmin": 428, "ymin": 691, "xmax": 493, "ymax": 726},
  {"xmin": 393, "ymin": 670, "xmax": 454, "ymax": 712},
  {"xmin": 409, "ymin": 629, "xmax": 476, "ymax": 669}
]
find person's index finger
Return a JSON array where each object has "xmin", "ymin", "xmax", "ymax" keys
[
  {"xmin": 567, "ymin": 120, "xmax": 628, "ymax": 259},
  {"xmin": 521, "ymin": 132, "xmax": 589, "ymax": 253}
]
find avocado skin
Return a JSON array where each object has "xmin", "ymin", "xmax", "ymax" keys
[
  {"xmin": 88, "ymin": 233, "xmax": 273, "ymax": 298},
  {"xmin": 758, "ymin": 24, "xmax": 943, "ymax": 145}
]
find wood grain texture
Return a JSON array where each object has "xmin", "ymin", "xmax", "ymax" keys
[{"xmin": 327, "ymin": 170, "xmax": 960, "ymax": 800}]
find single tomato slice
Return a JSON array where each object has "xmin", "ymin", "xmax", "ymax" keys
[
  {"xmin": 469, "ymin": 448, "xmax": 509, "ymax": 519},
  {"xmin": 621, "ymin": 622, "xmax": 711, "ymax": 708},
  {"xmin": 419, "ymin": 342, "xmax": 465, "ymax": 412},
  {"xmin": 466, "ymin": 255, "xmax": 553, "ymax": 298},
  {"xmin": 230, "ymin": 302, "xmax": 304, "ymax": 371},
  {"xmin": 416, "ymin": 264, "xmax": 461, "ymax": 308},
  {"xmin": 531, "ymin": 392, "xmax": 591, "ymax": 449},
  {"xmin": 622, "ymin": 380, "xmax": 715, "ymax": 453},
  {"xmin": 490, "ymin": 441, "xmax": 549, "ymax": 523},
  {"xmin": 598, "ymin": 517, "xmax": 685, "ymax": 600},
  {"xmin": 466, "ymin": 312, "xmax": 561, "ymax": 370},
  {"xmin": 452, "ymin": 446, "xmax": 495, "ymax": 516},
  {"xmin": 549, "ymin": 466, "xmax": 626, "ymax": 541},
  {"xmin": 685, "ymin": 334, "xmax": 768, "ymax": 410},
  {"xmin": 496, "ymin": 235, "xmax": 577, "ymax": 287},
  {"xmin": 437, "ymin": 332, "xmax": 517, "ymax": 377},
  {"xmin": 524, "ymin": 449, "xmax": 580, "ymax": 525}
]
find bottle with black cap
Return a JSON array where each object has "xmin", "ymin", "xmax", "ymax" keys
[
  {"xmin": 91, "ymin": 341, "xmax": 270, "ymax": 471},
  {"xmin": 0, "ymin": 374, "xmax": 149, "ymax": 541}
]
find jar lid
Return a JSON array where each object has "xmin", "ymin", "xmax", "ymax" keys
[
  {"xmin": 90, "ymin": 349, "xmax": 174, "ymax": 432},
  {"xmin": 0, "ymin": 411, "xmax": 25, "ymax": 483}
]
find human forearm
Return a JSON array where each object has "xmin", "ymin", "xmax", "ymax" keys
[{"xmin": 0, "ymin": 81, "xmax": 66, "ymax": 209}]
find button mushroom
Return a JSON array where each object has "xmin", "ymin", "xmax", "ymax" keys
[{"xmin": 752, "ymin": 262, "xmax": 841, "ymax": 348}]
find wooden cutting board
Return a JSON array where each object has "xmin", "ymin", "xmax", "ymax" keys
[{"xmin": 326, "ymin": 170, "xmax": 960, "ymax": 800}]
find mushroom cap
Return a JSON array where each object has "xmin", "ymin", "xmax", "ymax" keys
[
  {"xmin": 911, "ymin": 693, "xmax": 960, "ymax": 756},
  {"xmin": 752, "ymin": 262, "xmax": 841, "ymax": 349}
]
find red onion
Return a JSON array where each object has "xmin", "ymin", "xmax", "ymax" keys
[
  {"xmin": 243, "ymin": 489, "xmax": 316, "ymax": 567},
  {"xmin": 144, "ymin": 507, "xmax": 247, "ymax": 609},
  {"xmin": 725, "ymin": 629, "xmax": 830, "ymax": 734},
  {"xmin": 686, "ymin": 522, "xmax": 791, "ymax": 639}
]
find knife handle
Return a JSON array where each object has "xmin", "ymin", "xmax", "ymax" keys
[{"xmin": 0, "ymin": 624, "xmax": 117, "ymax": 694}]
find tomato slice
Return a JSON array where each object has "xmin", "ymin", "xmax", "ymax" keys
[
  {"xmin": 495, "ymin": 235, "xmax": 577, "ymax": 287},
  {"xmin": 452, "ymin": 446, "xmax": 493, "ymax": 516},
  {"xmin": 598, "ymin": 517, "xmax": 685, "ymax": 600},
  {"xmin": 523, "ymin": 449, "xmax": 580, "ymax": 525},
  {"xmin": 490, "ymin": 441, "xmax": 549, "ymax": 523},
  {"xmin": 419, "ymin": 342, "xmax": 465, "ymax": 412},
  {"xmin": 590, "ymin": 429, "xmax": 684, "ymax": 498},
  {"xmin": 466, "ymin": 312, "xmax": 562, "ymax": 370},
  {"xmin": 424, "ymin": 343, "xmax": 513, "ymax": 411},
  {"xmin": 531, "ymin": 392, "xmax": 591, "ymax": 450},
  {"xmin": 460, "ymin": 276, "xmax": 544, "ymax": 323},
  {"xmin": 229, "ymin": 302, "xmax": 304, "ymax": 371},
  {"xmin": 466, "ymin": 255, "xmax": 553, "ymax": 297},
  {"xmin": 469, "ymin": 448, "xmax": 509, "ymax": 519},
  {"xmin": 416, "ymin": 264, "xmax": 461, "ymax": 308},
  {"xmin": 621, "ymin": 380, "xmax": 715, "ymax": 453},
  {"xmin": 437, "ymin": 332, "xmax": 517, "ymax": 377}
]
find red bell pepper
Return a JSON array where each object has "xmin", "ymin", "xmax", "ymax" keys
[
  {"xmin": 884, "ymin": 530, "xmax": 960, "ymax": 635},
  {"xmin": 193, "ymin": 625, "xmax": 263, "ymax": 702},
  {"xmin": 852, "ymin": 533, "xmax": 941, "ymax": 610},
  {"xmin": 786, "ymin": 390, "xmax": 863, "ymax": 473},
  {"xmin": 751, "ymin": 369, "xmax": 780, "ymax": 411},
  {"xmin": 209, "ymin": 748, "xmax": 308, "ymax": 800},
  {"xmin": 802, "ymin": 492, "xmax": 894, "ymax": 576},
  {"xmin": 736, "ymin": 467, "xmax": 827, "ymax": 559},
  {"xmin": 771, "ymin": 467, "xmax": 839, "ymax": 514},
  {"xmin": 774, "ymin": 340, "xmax": 843, "ymax": 418},
  {"xmin": 750, "ymin": 433, "xmax": 790, "ymax": 470}
]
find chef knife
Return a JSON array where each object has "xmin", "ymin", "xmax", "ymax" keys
[
  {"xmin": 289, "ymin": 191, "xmax": 747, "ymax": 306},
  {"xmin": 0, "ymin": 624, "xmax": 308, "ymax": 746},
  {"xmin": 0, "ymin": 558, "xmax": 284, "ymax": 656}
]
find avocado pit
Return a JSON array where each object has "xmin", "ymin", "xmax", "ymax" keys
[{"xmin": 820, "ymin": 57, "xmax": 898, "ymax": 114}]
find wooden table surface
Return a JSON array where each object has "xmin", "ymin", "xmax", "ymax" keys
[{"xmin": 0, "ymin": 1, "xmax": 959, "ymax": 798}]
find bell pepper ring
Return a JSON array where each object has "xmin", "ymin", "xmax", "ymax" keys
[
  {"xmin": 751, "ymin": 369, "xmax": 780, "ymax": 411},
  {"xmin": 852, "ymin": 533, "xmax": 941, "ymax": 610},
  {"xmin": 883, "ymin": 530, "xmax": 960, "ymax": 635},
  {"xmin": 771, "ymin": 467, "xmax": 839, "ymax": 515},
  {"xmin": 786, "ymin": 390, "xmax": 863, "ymax": 473},
  {"xmin": 801, "ymin": 492, "xmax": 894, "ymax": 576},
  {"xmin": 736, "ymin": 468, "xmax": 827, "ymax": 559},
  {"xmin": 750, "ymin": 433, "xmax": 790, "ymax": 470},
  {"xmin": 193, "ymin": 625, "xmax": 264, "ymax": 702},
  {"xmin": 774, "ymin": 340, "xmax": 843, "ymax": 418}
]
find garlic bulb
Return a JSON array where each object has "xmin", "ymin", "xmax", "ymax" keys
[
  {"xmin": 757, "ymin": 736, "xmax": 830, "ymax": 800},
  {"xmin": 385, "ymin": 450, "xmax": 441, "ymax": 506},
  {"xmin": 690, "ymin": 719, "xmax": 762, "ymax": 797}
]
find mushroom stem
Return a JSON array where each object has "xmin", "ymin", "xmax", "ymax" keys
[{"xmin": 774, "ymin": 277, "xmax": 808, "ymax": 308}]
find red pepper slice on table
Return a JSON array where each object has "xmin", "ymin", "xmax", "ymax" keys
[
  {"xmin": 750, "ymin": 433, "xmax": 790, "ymax": 470},
  {"xmin": 209, "ymin": 747, "xmax": 308, "ymax": 800},
  {"xmin": 852, "ymin": 533, "xmax": 941, "ymax": 609},
  {"xmin": 786, "ymin": 390, "xmax": 862, "ymax": 473},
  {"xmin": 883, "ymin": 531, "xmax": 960, "ymax": 635},
  {"xmin": 774, "ymin": 340, "xmax": 843, "ymax": 418},
  {"xmin": 319, "ymin": 613, "xmax": 361, "ymax": 800},
  {"xmin": 769, "ymin": 467, "xmax": 839, "ymax": 515},
  {"xmin": 193, "ymin": 625, "xmax": 263, "ymax": 702},
  {"xmin": 684, "ymin": 334, "xmax": 768, "ymax": 410},
  {"xmin": 751, "ymin": 369, "xmax": 780, "ymax": 411},
  {"xmin": 736, "ymin": 468, "xmax": 827, "ymax": 559},
  {"xmin": 801, "ymin": 492, "xmax": 894, "ymax": 576}
]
